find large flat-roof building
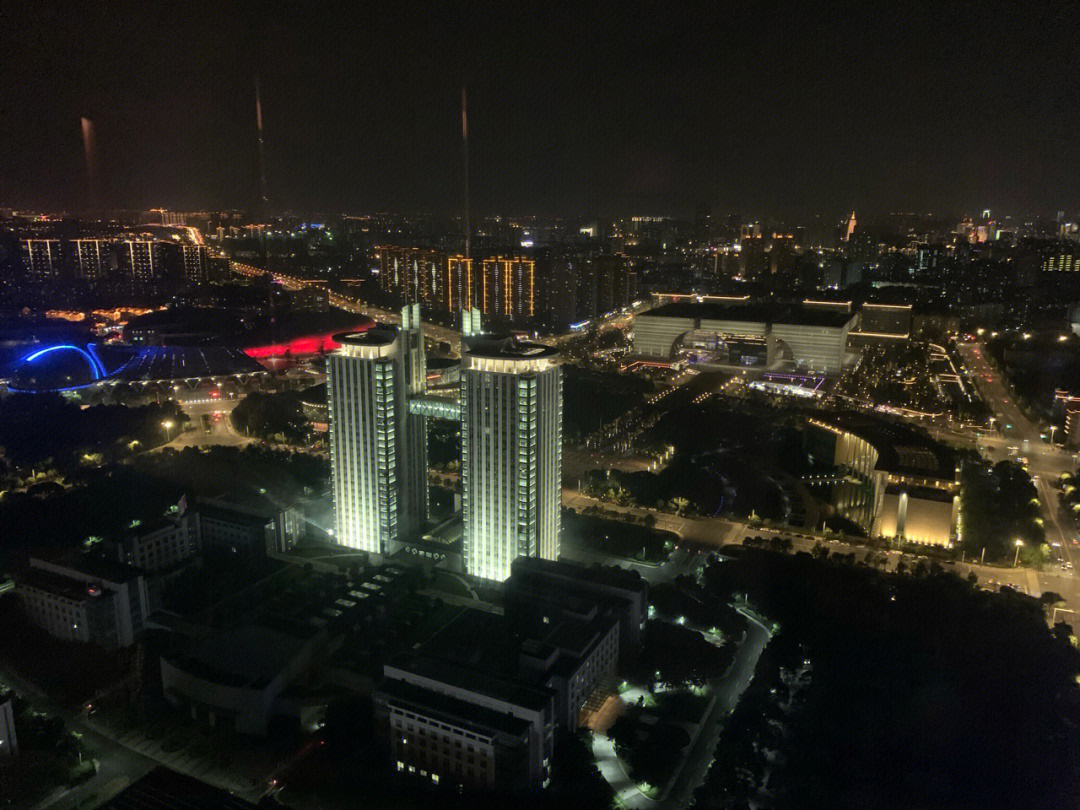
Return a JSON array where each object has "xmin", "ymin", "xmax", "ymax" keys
[
  {"xmin": 160, "ymin": 619, "xmax": 327, "ymax": 736},
  {"xmin": 633, "ymin": 301, "xmax": 856, "ymax": 373},
  {"xmin": 805, "ymin": 413, "xmax": 959, "ymax": 545}
]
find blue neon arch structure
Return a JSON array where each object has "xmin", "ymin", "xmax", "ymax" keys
[{"xmin": 10, "ymin": 344, "xmax": 108, "ymax": 392}]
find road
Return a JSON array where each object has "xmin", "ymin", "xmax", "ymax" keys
[
  {"xmin": 165, "ymin": 396, "xmax": 254, "ymax": 449},
  {"xmin": 230, "ymin": 262, "xmax": 463, "ymax": 353},
  {"xmin": 0, "ymin": 667, "xmax": 156, "ymax": 810},
  {"xmin": 664, "ymin": 609, "xmax": 773, "ymax": 810},
  {"xmin": 956, "ymin": 341, "xmax": 1080, "ymax": 596}
]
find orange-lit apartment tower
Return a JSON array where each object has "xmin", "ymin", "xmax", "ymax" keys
[
  {"xmin": 445, "ymin": 255, "xmax": 472, "ymax": 311},
  {"xmin": 480, "ymin": 257, "xmax": 535, "ymax": 320}
]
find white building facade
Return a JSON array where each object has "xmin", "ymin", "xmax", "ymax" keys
[
  {"xmin": 461, "ymin": 337, "xmax": 562, "ymax": 581},
  {"xmin": 327, "ymin": 311, "xmax": 426, "ymax": 555}
]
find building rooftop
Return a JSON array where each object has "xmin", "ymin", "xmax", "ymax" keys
[
  {"xmin": 31, "ymin": 553, "xmax": 144, "ymax": 585},
  {"xmin": 378, "ymin": 677, "xmax": 532, "ymax": 740},
  {"xmin": 19, "ymin": 567, "xmax": 99, "ymax": 602},
  {"xmin": 165, "ymin": 622, "xmax": 318, "ymax": 690},
  {"xmin": 510, "ymin": 556, "xmax": 647, "ymax": 596},
  {"xmin": 809, "ymin": 412, "xmax": 958, "ymax": 482},
  {"xmin": 100, "ymin": 766, "xmax": 256, "ymax": 810},
  {"xmin": 464, "ymin": 334, "xmax": 560, "ymax": 360},
  {"xmin": 642, "ymin": 302, "xmax": 855, "ymax": 329},
  {"xmin": 334, "ymin": 326, "xmax": 397, "ymax": 347},
  {"xmin": 388, "ymin": 651, "xmax": 555, "ymax": 713}
]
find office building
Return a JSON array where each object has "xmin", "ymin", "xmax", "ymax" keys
[
  {"xmin": 461, "ymin": 334, "xmax": 562, "ymax": 581},
  {"xmin": 507, "ymin": 556, "xmax": 648, "ymax": 656},
  {"xmin": 16, "ymin": 556, "xmax": 150, "ymax": 648},
  {"xmin": 844, "ymin": 211, "xmax": 857, "ymax": 241},
  {"xmin": 327, "ymin": 306, "xmax": 427, "ymax": 554},
  {"xmin": 634, "ymin": 302, "xmax": 856, "ymax": 374},
  {"xmin": 113, "ymin": 512, "xmax": 200, "ymax": 573},
  {"xmin": 198, "ymin": 495, "xmax": 305, "ymax": 556},
  {"xmin": 73, "ymin": 238, "xmax": 110, "ymax": 280},
  {"xmin": 375, "ymin": 649, "xmax": 556, "ymax": 791},
  {"xmin": 21, "ymin": 239, "xmax": 61, "ymax": 281},
  {"xmin": 161, "ymin": 620, "xmax": 327, "ymax": 736}
]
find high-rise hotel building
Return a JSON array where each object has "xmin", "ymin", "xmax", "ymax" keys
[
  {"xmin": 460, "ymin": 334, "xmax": 562, "ymax": 581},
  {"xmin": 327, "ymin": 306, "xmax": 427, "ymax": 554}
]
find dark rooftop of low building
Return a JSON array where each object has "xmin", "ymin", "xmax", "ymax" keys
[
  {"xmin": 387, "ymin": 651, "xmax": 555, "ymax": 713},
  {"xmin": 100, "ymin": 766, "xmax": 256, "ymax": 810},
  {"xmin": 19, "ymin": 567, "xmax": 98, "ymax": 602},
  {"xmin": 642, "ymin": 302, "xmax": 855, "ymax": 328},
  {"xmin": 377, "ymin": 677, "xmax": 532, "ymax": 740},
  {"xmin": 31, "ymin": 553, "xmax": 144, "ymax": 584},
  {"xmin": 510, "ymin": 556, "xmax": 647, "ymax": 596}
]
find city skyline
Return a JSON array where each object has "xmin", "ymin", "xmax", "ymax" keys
[{"xmin": 3, "ymin": 3, "xmax": 1079, "ymax": 219}]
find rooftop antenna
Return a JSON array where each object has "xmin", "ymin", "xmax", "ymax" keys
[
  {"xmin": 80, "ymin": 117, "xmax": 97, "ymax": 213},
  {"xmin": 462, "ymin": 86, "xmax": 470, "ymax": 261},
  {"xmin": 255, "ymin": 74, "xmax": 269, "ymax": 219}
]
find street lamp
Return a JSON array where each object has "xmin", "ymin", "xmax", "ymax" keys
[
  {"xmin": 162, "ymin": 420, "xmax": 175, "ymax": 442},
  {"xmin": 1013, "ymin": 538, "xmax": 1024, "ymax": 568}
]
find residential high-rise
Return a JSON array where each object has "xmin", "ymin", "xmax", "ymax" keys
[
  {"xmin": 460, "ymin": 334, "xmax": 562, "ymax": 581},
  {"xmin": 594, "ymin": 253, "xmax": 633, "ymax": 313},
  {"xmin": 327, "ymin": 307, "xmax": 427, "ymax": 554},
  {"xmin": 21, "ymin": 239, "xmax": 61, "ymax": 281},
  {"xmin": 479, "ymin": 257, "xmax": 535, "ymax": 320},
  {"xmin": 182, "ymin": 244, "xmax": 209, "ymax": 283},
  {"xmin": 534, "ymin": 249, "xmax": 577, "ymax": 327},
  {"xmin": 73, "ymin": 239, "xmax": 110, "ymax": 280},
  {"xmin": 740, "ymin": 235, "xmax": 767, "ymax": 280},
  {"xmin": 121, "ymin": 240, "xmax": 160, "ymax": 283},
  {"xmin": 446, "ymin": 255, "xmax": 473, "ymax": 311},
  {"xmin": 377, "ymin": 247, "xmax": 472, "ymax": 312}
]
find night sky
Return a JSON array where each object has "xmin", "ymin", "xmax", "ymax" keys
[{"xmin": 3, "ymin": 1, "xmax": 1079, "ymax": 219}]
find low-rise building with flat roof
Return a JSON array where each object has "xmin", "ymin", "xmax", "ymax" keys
[
  {"xmin": 160, "ymin": 617, "xmax": 327, "ymax": 736},
  {"xmin": 16, "ymin": 555, "xmax": 150, "ymax": 648}
]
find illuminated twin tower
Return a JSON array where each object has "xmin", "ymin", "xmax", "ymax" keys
[{"xmin": 327, "ymin": 305, "xmax": 563, "ymax": 581}]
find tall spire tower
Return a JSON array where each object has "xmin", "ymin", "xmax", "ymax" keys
[
  {"xmin": 462, "ymin": 86, "xmax": 470, "ymax": 261},
  {"xmin": 844, "ymin": 210, "xmax": 857, "ymax": 242}
]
